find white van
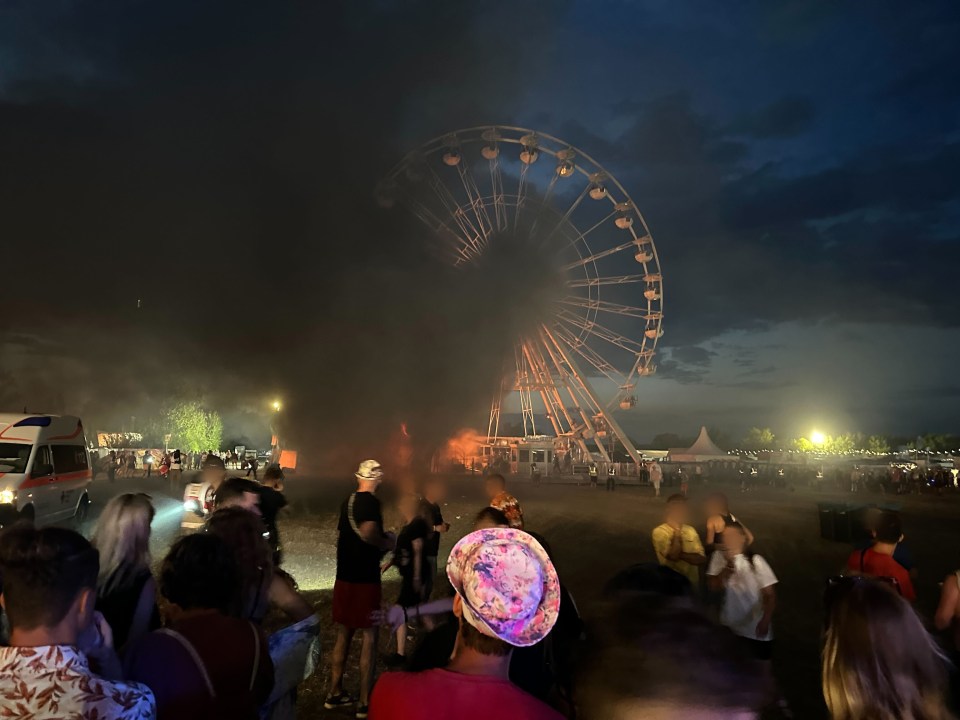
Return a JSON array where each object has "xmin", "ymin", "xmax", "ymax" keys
[{"xmin": 0, "ymin": 414, "xmax": 93, "ymax": 528}]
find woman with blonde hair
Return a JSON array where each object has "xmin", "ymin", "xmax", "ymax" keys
[
  {"xmin": 91, "ymin": 492, "xmax": 160, "ymax": 654},
  {"xmin": 823, "ymin": 577, "xmax": 954, "ymax": 720}
]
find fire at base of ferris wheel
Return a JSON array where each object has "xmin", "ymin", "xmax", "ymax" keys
[{"xmin": 378, "ymin": 126, "xmax": 663, "ymax": 472}]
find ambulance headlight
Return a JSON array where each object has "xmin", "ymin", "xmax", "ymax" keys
[
  {"xmin": 0, "ymin": 489, "xmax": 15, "ymax": 505},
  {"xmin": 183, "ymin": 499, "xmax": 200, "ymax": 512}
]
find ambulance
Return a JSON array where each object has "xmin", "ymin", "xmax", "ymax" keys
[{"xmin": 0, "ymin": 414, "xmax": 93, "ymax": 527}]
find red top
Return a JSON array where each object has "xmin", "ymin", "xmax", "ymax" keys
[
  {"xmin": 370, "ymin": 669, "xmax": 563, "ymax": 720},
  {"xmin": 847, "ymin": 547, "xmax": 916, "ymax": 601}
]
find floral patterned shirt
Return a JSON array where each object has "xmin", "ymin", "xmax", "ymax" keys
[
  {"xmin": 0, "ymin": 645, "xmax": 156, "ymax": 719},
  {"xmin": 490, "ymin": 491, "xmax": 524, "ymax": 529}
]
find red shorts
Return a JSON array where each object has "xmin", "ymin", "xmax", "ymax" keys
[{"xmin": 332, "ymin": 580, "xmax": 381, "ymax": 629}]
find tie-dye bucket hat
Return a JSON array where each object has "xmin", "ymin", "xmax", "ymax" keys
[{"xmin": 446, "ymin": 527, "xmax": 560, "ymax": 647}]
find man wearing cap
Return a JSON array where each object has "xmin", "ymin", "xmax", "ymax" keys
[
  {"xmin": 369, "ymin": 527, "xmax": 564, "ymax": 719},
  {"xmin": 326, "ymin": 460, "xmax": 396, "ymax": 719}
]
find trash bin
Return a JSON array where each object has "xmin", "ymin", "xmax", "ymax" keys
[
  {"xmin": 818, "ymin": 504, "xmax": 836, "ymax": 540},
  {"xmin": 834, "ymin": 507, "xmax": 853, "ymax": 542}
]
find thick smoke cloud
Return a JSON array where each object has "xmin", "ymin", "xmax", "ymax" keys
[{"xmin": 0, "ymin": 0, "xmax": 571, "ymax": 471}]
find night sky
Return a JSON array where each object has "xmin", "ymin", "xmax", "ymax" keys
[{"xmin": 2, "ymin": 1, "xmax": 958, "ymax": 456}]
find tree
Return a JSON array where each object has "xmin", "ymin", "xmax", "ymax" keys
[
  {"xmin": 791, "ymin": 436, "xmax": 815, "ymax": 452},
  {"xmin": 707, "ymin": 426, "xmax": 733, "ymax": 451},
  {"xmin": 166, "ymin": 401, "xmax": 223, "ymax": 452},
  {"xmin": 650, "ymin": 433, "xmax": 684, "ymax": 450},
  {"xmin": 825, "ymin": 433, "xmax": 857, "ymax": 455},
  {"xmin": 742, "ymin": 427, "xmax": 776, "ymax": 450},
  {"xmin": 866, "ymin": 435, "xmax": 890, "ymax": 454}
]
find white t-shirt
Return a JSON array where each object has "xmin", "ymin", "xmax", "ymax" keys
[
  {"xmin": 706, "ymin": 551, "xmax": 778, "ymax": 640},
  {"xmin": 650, "ymin": 464, "xmax": 662, "ymax": 484}
]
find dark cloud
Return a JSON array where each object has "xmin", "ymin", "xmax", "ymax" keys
[
  {"xmin": 668, "ymin": 345, "xmax": 716, "ymax": 367},
  {"xmin": 727, "ymin": 96, "xmax": 816, "ymax": 139}
]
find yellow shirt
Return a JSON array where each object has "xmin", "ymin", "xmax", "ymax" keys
[{"xmin": 652, "ymin": 523, "xmax": 705, "ymax": 587}]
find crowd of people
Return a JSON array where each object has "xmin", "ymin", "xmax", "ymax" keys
[
  {"xmin": 315, "ymin": 468, "xmax": 960, "ymax": 719},
  {"xmin": 1, "ymin": 460, "xmax": 959, "ymax": 719},
  {"xmin": 0, "ymin": 459, "xmax": 317, "ymax": 720}
]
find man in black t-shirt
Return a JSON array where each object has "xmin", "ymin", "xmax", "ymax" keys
[
  {"xmin": 420, "ymin": 478, "xmax": 450, "ymax": 598},
  {"xmin": 326, "ymin": 460, "xmax": 396, "ymax": 719}
]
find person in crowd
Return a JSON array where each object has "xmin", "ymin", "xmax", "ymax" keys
[
  {"xmin": 246, "ymin": 455, "xmax": 260, "ymax": 480},
  {"xmin": 126, "ymin": 451, "xmax": 137, "ymax": 477},
  {"xmin": 935, "ymin": 567, "xmax": 960, "ymax": 709},
  {"xmin": 474, "ymin": 506, "xmax": 511, "ymax": 530},
  {"xmin": 678, "ymin": 465, "xmax": 689, "ymax": 496},
  {"xmin": 486, "ymin": 473, "xmax": 524, "ymax": 529},
  {"xmin": 125, "ymin": 533, "xmax": 274, "ymax": 720},
  {"xmin": 169, "ymin": 449, "xmax": 183, "ymax": 492},
  {"xmin": 652, "ymin": 494, "xmax": 706, "ymax": 589},
  {"xmin": 204, "ymin": 506, "xmax": 313, "ymax": 626},
  {"xmin": 707, "ymin": 522, "xmax": 776, "ymax": 655},
  {"xmin": 181, "ymin": 453, "xmax": 229, "ymax": 531},
  {"xmin": 607, "ymin": 463, "xmax": 616, "ymax": 492},
  {"xmin": 588, "ymin": 461, "xmax": 599, "ymax": 488},
  {"xmin": 649, "ymin": 459, "xmax": 663, "ymax": 497},
  {"xmin": 326, "ymin": 460, "xmax": 396, "ymax": 719},
  {"xmin": 143, "ymin": 450, "xmax": 154, "ymax": 477},
  {"xmin": 214, "ymin": 476, "xmax": 262, "ymax": 515},
  {"xmin": 853, "ymin": 507, "xmax": 916, "ymax": 579},
  {"xmin": 369, "ymin": 527, "xmax": 564, "ymax": 719},
  {"xmin": 107, "ymin": 449, "xmax": 117, "ymax": 483},
  {"xmin": 822, "ymin": 577, "xmax": 952, "ymax": 720},
  {"xmin": 706, "ymin": 522, "xmax": 786, "ymax": 714},
  {"xmin": 845, "ymin": 510, "xmax": 915, "ymax": 602},
  {"xmin": 0, "ymin": 524, "xmax": 156, "ymax": 718},
  {"xmin": 508, "ymin": 530, "xmax": 584, "ymax": 714},
  {"xmin": 91, "ymin": 493, "xmax": 161, "ymax": 656},
  {"xmin": 259, "ymin": 465, "xmax": 289, "ymax": 565},
  {"xmin": 704, "ymin": 492, "xmax": 754, "ymax": 555},
  {"xmin": 421, "ymin": 477, "xmax": 450, "ymax": 597},
  {"xmin": 388, "ymin": 493, "xmax": 431, "ymax": 665},
  {"xmin": 577, "ymin": 589, "xmax": 764, "ymax": 719}
]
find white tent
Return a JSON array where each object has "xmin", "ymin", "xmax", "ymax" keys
[{"xmin": 668, "ymin": 426, "xmax": 728, "ymax": 462}]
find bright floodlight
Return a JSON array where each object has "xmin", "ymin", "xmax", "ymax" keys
[
  {"xmin": 272, "ymin": 400, "xmax": 282, "ymax": 412},
  {"xmin": 811, "ymin": 430, "xmax": 825, "ymax": 446}
]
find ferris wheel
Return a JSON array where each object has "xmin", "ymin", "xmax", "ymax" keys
[{"xmin": 377, "ymin": 125, "xmax": 663, "ymax": 465}]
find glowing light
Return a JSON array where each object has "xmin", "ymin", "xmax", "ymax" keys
[
  {"xmin": 811, "ymin": 431, "xmax": 826, "ymax": 446},
  {"xmin": 272, "ymin": 400, "xmax": 282, "ymax": 412},
  {"xmin": 0, "ymin": 489, "xmax": 15, "ymax": 505}
]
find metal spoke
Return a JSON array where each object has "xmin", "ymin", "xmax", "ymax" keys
[
  {"xmin": 512, "ymin": 160, "xmax": 532, "ymax": 231},
  {"xmin": 555, "ymin": 310, "xmax": 647, "ymax": 355},
  {"xmin": 424, "ymin": 164, "xmax": 484, "ymax": 254},
  {"xmin": 557, "ymin": 296, "xmax": 652, "ymax": 319},
  {"xmin": 562, "ymin": 237, "xmax": 638, "ymax": 272},
  {"xmin": 456, "ymin": 161, "xmax": 493, "ymax": 247},
  {"xmin": 542, "ymin": 185, "xmax": 590, "ymax": 241},
  {"xmin": 552, "ymin": 325, "xmax": 622, "ymax": 385},
  {"xmin": 489, "ymin": 155, "xmax": 507, "ymax": 232},
  {"xmin": 567, "ymin": 274, "xmax": 648, "ymax": 288}
]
